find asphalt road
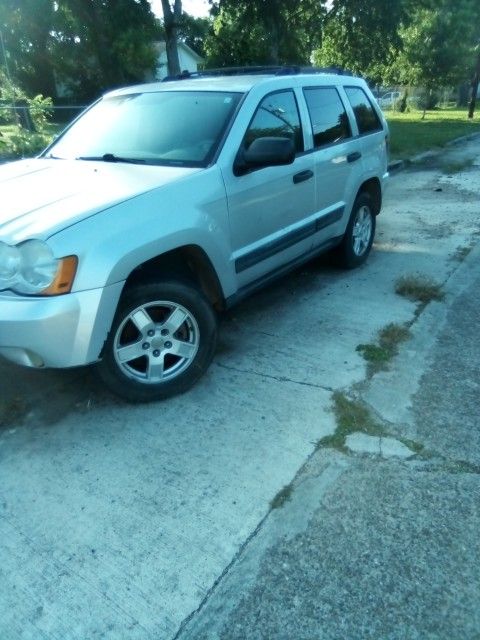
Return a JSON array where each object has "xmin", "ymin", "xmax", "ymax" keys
[{"xmin": 1, "ymin": 138, "xmax": 479, "ymax": 639}]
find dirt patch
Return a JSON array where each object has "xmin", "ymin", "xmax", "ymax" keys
[{"xmin": 0, "ymin": 398, "xmax": 29, "ymax": 429}]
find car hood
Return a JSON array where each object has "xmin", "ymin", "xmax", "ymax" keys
[{"xmin": 0, "ymin": 159, "xmax": 201, "ymax": 243}]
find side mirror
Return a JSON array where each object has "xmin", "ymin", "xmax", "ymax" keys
[{"xmin": 234, "ymin": 136, "xmax": 295, "ymax": 175}]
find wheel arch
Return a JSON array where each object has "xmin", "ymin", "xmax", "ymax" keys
[
  {"xmin": 357, "ymin": 177, "xmax": 382, "ymax": 215},
  {"xmin": 123, "ymin": 245, "xmax": 226, "ymax": 311}
]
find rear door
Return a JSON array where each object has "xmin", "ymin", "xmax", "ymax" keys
[{"xmin": 301, "ymin": 85, "xmax": 359, "ymax": 246}]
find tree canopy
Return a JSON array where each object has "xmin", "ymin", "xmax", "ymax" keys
[
  {"xmin": 0, "ymin": 0, "xmax": 158, "ymax": 102},
  {"xmin": 205, "ymin": 0, "xmax": 326, "ymax": 67}
]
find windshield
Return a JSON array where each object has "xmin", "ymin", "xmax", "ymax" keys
[{"xmin": 46, "ymin": 90, "xmax": 242, "ymax": 167}]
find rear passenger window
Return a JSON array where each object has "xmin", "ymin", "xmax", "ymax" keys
[
  {"xmin": 303, "ymin": 87, "xmax": 351, "ymax": 148},
  {"xmin": 244, "ymin": 90, "xmax": 304, "ymax": 154},
  {"xmin": 345, "ymin": 87, "xmax": 382, "ymax": 135}
]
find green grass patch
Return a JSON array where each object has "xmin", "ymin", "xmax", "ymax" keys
[
  {"xmin": 387, "ymin": 108, "xmax": 480, "ymax": 160},
  {"xmin": 356, "ymin": 322, "xmax": 411, "ymax": 375},
  {"xmin": 319, "ymin": 391, "xmax": 385, "ymax": 451},
  {"xmin": 395, "ymin": 274, "xmax": 445, "ymax": 304}
]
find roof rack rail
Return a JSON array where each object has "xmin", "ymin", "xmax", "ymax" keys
[{"xmin": 161, "ymin": 66, "xmax": 357, "ymax": 82}]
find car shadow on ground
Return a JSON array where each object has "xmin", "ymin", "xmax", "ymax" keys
[{"xmin": 0, "ymin": 253, "xmax": 350, "ymax": 431}]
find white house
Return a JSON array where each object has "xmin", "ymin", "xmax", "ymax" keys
[{"xmin": 154, "ymin": 41, "xmax": 204, "ymax": 80}]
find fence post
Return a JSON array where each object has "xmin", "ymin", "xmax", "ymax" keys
[{"xmin": 15, "ymin": 100, "xmax": 37, "ymax": 132}]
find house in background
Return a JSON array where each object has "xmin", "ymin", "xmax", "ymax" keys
[{"xmin": 153, "ymin": 41, "xmax": 204, "ymax": 80}]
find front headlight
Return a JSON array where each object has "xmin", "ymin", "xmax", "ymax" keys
[
  {"xmin": 0, "ymin": 240, "xmax": 77, "ymax": 295},
  {"xmin": 0, "ymin": 243, "xmax": 21, "ymax": 283}
]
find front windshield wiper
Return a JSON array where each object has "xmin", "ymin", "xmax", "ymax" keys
[{"xmin": 76, "ymin": 153, "xmax": 146, "ymax": 164}]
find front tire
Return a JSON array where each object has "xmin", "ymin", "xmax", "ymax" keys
[
  {"xmin": 337, "ymin": 192, "xmax": 376, "ymax": 269},
  {"xmin": 97, "ymin": 281, "xmax": 217, "ymax": 402}
]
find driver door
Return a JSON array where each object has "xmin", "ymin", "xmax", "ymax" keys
[{"xmin": 223, "ymin": 90, "xmax": 316, "ymax": 286}]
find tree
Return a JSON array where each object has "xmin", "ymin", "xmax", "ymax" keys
[
  {"xmin": 177, "ymin": 13, "xmax": 212, "ymax": 58},
  {"xmin": 313, "ymin": 0, "xmax": 409, "ymax": 82},
  {"xmin": 205, "ymin": 0, "xmax": 325, "ymax": 67},
  {"xmin": 0, "ymin": 1, "xmax": 158, "ymax": 102},
  {"xmin": 0, "ymin": 0, "xmax": 57, "ymax": 97},
  {"xmin": 391, "ymin": 1, "xmax": 474, "ymax": 116},
  {"xmin": 161, "ymin": 0, "xmax": 182, "ymax": 76},
  {"xmin": 55, "ymin": 0, "xmax": 158, "ymax": 99}
]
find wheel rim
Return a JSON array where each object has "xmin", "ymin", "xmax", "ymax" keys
[
  {"xmin": 113, "ymin": 300, "xmax": 200, "ymax": 385},
  {"xmin": 352, "ymin": 205, "xmax": 373, "ymax": 256}
]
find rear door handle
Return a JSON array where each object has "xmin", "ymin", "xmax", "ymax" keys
[
  {"xmin": 293, "ymin": 169, "xmax": 314, "ymax": 184},
  {"xmin": 347, "ymin": 151, "xmax": 362, "ymax": 163}
]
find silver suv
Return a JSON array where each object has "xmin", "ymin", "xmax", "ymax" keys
[{"xmin": 0, "ymin": 69, "xmax": 389, "ymax": 402}]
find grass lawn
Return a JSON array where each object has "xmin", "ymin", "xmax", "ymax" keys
[{"xmin": 386, "ymin": 107, "xmax": 480, "ymax": 160}]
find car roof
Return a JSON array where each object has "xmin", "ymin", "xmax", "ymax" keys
[{"xmin": 106, "ymin": 72, "xmax": 366, "ymax": 98}]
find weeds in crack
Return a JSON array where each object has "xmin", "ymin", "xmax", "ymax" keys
[
  {"xmin": 318, "ymin": 392, "xmax": 386, "ymax": 452},
  {"xmin": 395, "ymin": 274, "xmax": 445, "ymax": 304},
  {"xmin": 357, "ymin": 322, "xmax": 411, "ymax": 376},
  {"xmin": 270, "ymin": 483, "xmax": 294, "ymax": 509}
]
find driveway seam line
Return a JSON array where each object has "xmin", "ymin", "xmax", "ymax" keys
[{"xmin": 215, "ymin": 362, "xmax": 335, "ymax": 392}]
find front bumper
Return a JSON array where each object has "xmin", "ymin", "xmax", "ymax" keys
[{"xmin": 0, "ymin": 282, "xmax": 123, "ymax": 368}]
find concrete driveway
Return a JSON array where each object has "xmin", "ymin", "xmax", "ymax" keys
[{"xmin": 1, "ymin": 137, "xmax": 479, "ymax": 639}]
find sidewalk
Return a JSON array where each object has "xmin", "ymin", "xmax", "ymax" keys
[{"xmin": 179, "ymin": 246, "xmax": 480, "ymax": 638}]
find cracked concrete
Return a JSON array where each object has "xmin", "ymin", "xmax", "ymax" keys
[
  {"xmin": 1, "ymin": 138, "xmax": 480, "ymax": 638},
  {"xmin": 345, "ymin": 432, "xmax": 414, "ymax": 459}
]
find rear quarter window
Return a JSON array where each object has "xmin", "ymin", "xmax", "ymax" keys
[{"xmin": 345, "ymin": 87, "xmax": 383, "ymax": 135}]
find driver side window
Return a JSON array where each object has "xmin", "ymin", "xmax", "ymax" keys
[{"xmin": 244, "ymin": 90, "xmax": 304, "ymax": 154}]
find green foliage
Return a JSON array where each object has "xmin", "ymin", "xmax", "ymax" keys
[
  {"xmin": 0, "ymin": 0, "xmax": 159, "ymax": 102},
  {"xmin": 0, "ymin": 69, "xmax": 53, "ymax": 127},
  {"xmin": 205, "ymin": 0, "xmax": 325, "ymax": 67},
  {"xmin": 313, "ymin": 0, "xmax": 407, "ymax": 81},
  {"xmin": 177, "ymin": 13, "xmax": 212, "ymax": 58},
  {"xmin": 0, "ymin": 126, "xmax": 54, "ymax": 159},
  {"xmin": 314, "ymin": 0, "xmax": 480, "ymax": 92},
  {"xmin": 391, "ymin": 1, "xmax": 475, "ymax": 97},
  {"xmin": 0, "ymin": 69, "xmax": 54, "ymax": 158}
]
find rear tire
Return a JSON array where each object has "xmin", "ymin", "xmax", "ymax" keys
[
  {"xmin": 336, "ymin": 192, "xmax": 376, "ymax": 268},
  {"xmin": 97, "ymin": 280, "xmax": 217, "ymax": 403}
]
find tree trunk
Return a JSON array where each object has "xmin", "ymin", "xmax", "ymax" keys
[
  {"xmin": 161, "ymin": 0, "xmax": 181, "ymax": 77},
  {"xmin": 468, "ymin": 47, "xmax": 480, "ymax": 119},
  {"xmin": 399, "ymin": 88, "xmax": 408, "ymax": 113},
  {"xmin": 457, "ymin": 83, "xmax": 469, "ymax": 107}
]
